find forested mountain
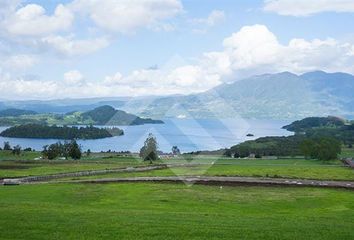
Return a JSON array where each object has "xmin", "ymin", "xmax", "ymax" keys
[
  {"xmin": 120, "ymin": 71, "xmax": 354, "ymax": 119},
  {"xmin": 0, "ymin": 108, "xmax": 37, "ymax": 117},
  {"xmin": 1, "ymin": 71, "xmax": 354, "ymax": 119},
  {"xmin": 81, "ymin": 105, "xmax": 163, "ymax": 125}
]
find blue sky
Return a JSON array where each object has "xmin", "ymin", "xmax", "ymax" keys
[{"xmin": 1, "ymin": 0, "xmax": 354, "ymax": 99}]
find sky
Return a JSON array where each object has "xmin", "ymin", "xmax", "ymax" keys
[{"xmin": 0, "ymin": 0, "xmax": 354, "ymax": 100}]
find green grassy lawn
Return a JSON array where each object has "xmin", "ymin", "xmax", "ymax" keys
[
  {"xmin": 0, "ymin": 151, "xmax": 148, "ymax": 178},
  {"xmin": 0, "ymin": 183, "xmax": 353, "ymax": 240},
  {"xmin": 58, "ymin": 158, "xmax": 354, "ymax": 182},
  {"xmin": 1, "ymin": 150, "xmax": 353, "ymax": 181}
]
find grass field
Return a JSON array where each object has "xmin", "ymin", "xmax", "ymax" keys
[
  {"xmin": 1, "ymin": 150, "xmax": 353, "ymax": 181},
  {"xmin": 47, "ymin": 157, "xmax": 354, "ymax": 182},
  {"xmin": 0, "ymin": 151, "xmax": 147, "ymax": 178},
  {"xmin": 0, "ymin": 183, "xmax": 353, "ymax": 240}
]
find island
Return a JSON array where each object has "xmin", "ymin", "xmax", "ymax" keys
[
  {"xmin": 0, "ymin": 124, "xmax": 124, "ymax": 139},
  {"xmin": 0, "ymin": 105, "xmax": 164, "ymax": 126}
]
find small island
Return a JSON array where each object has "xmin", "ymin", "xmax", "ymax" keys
[{"xmin": 0, "ymin": 124, "xmax": 124, "ymax": 140}]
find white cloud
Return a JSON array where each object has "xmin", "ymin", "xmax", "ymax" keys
[
  {"xmin": 103, "ymin": 72, "xmax": 123, "ymax": 86},
  {"xmin": 69, "ymin": 0, "xmax": 183, "ymax": 33},
  {"xmin": 64, "ymin": 70, "xmax": 85, "ymax": 85},
  {"xmin": 218, "ymin": 25, "xmax": 354, "ymax": 76},
  {"xmin": 2, "ymin": 24, "xmax": 354, "ymax": 99},
  {"xmin": 41, "ymin": 35, "xmax": 110, "ymax": 56},
  {"xmin": 192, "ymin": 10, "xmax": 225, "ymax": 27},
  {"xmin": 264, "ymin": 0, "xmax": 354, "ymax": 16},
  {"xmin": 3, "ymin": 4, "xmax": 73, "ymax": 36},
  {"xmin": 191, "ymin": 10, "xmax": 225, "ymax": 33},
  {"xmin": 2, "ymin": 54, "xmax": 37, "ymax": 70}
]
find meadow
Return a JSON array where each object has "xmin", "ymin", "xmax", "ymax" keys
[
  {"xmin": 0, "ymin": 183, "xmax": 353, "ymax": 240},
  {"xmin": 0, "ymin": 149, "xmax": 354, "ymax": 239},
  {"xmin": 1, "ymin": 150, "xmax": 353, "ymax": 181}
]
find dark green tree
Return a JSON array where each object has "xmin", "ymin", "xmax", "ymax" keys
[
  {"xmin": 86, "ymin": 149, "xmax": 91, "ymax": 157},
  {"xmin": 172, "ymin": 146, "xmax": 181, "ymax": 155},
  {"xmin": 300, "ymin": 139, "xmax": 317, "ymax": 159},
  {"xmin": 3, "ymin": 141, "xmax": 11, "ymax": 151},
  {"xmin": 317, "ymin": 137, "xmax": 341, "ymax": 161},
  {"xmin": 139, "ymin": 133, "xmax": 158, "ymax": 163},
  {"xmin": 69, "ymin": 140, "xmax": 82, "ymax": 160},
  {"xmin": 42, "ymin": 143, "xmax": 61, "ymax": 160},
  {"xmin": 12, "ymin": 145, "xmax": 21, "ymax": 155}
]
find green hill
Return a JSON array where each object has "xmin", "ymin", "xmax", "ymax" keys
[
  {"xmin": 0, "ymin": 108, "xmax": 37, "ymax": 117},
  {"xmin": 81, "ymin": 105, "xmax": 164, "ymax": 125}
]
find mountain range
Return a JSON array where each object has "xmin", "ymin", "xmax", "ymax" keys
[
  {"xmin": 120, "ymin": 71, "xmax": 354, "ymax": 119},
  {"xmin": 1, "ymin": 71, "xmax": 353, "ymax": 119}
]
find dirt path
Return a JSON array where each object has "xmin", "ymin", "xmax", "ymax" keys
[{"xmin": 54, "ymin": 176, "xmax": 354, "ymax": 190}]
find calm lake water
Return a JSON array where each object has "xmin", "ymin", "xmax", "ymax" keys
[{"xmin": 0, "ymin": 118, "xmax": 292, "ymax": 153}]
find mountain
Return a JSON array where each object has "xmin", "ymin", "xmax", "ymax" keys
[
  {"xmin": 0, "ymin": 108, "xmax": 37, "ymax": 117},
  {"xmin": 81, "ymin": 105, "xmax": 163, "ymax": 125},
  {"xmin": 1, "ymin": 71, "xmax": 353, "ymax": 119},
  {"xmin": 119, "ymin": 71, "xmax": 354, "ymax": 119}
]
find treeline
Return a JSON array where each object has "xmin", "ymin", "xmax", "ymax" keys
[
  {"xmin": 282, "ymin": 116, "xmax": 346, "ymax": 132},
  {"xmin": 1, "ymin": 140, "xmax": 83, "ymax": 160},
  {"xmin": 226, "ymin": 135, "xmax": 305, "ymax": 158},
  {"xmin": 0, "ymin": 124, "xmax": 124, "ymax": 139},
  {"xmin": 223, "ymin": 116, "xmax": 353, "ymax": 160},
  {"xmin": 42, "ymin": 140, "xmax": 82, "ymax": 160}
]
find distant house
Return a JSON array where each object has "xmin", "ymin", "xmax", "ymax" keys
[{"xmin": 249, "ymin": 153, "xmax": 256, "ymax": 158}]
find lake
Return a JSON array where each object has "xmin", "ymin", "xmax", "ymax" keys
[{"xmin": 0, "ymin": 118, "xmax": 292, "ymax": 153}]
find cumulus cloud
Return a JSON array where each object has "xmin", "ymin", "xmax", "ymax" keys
[
  {"xmin": 64, "ymin": 70, "xmax": 85, "ymax": 85},
  {"xmin": 191, "ymin": 10, "xmax": 225, "ymax": 33},
  {"xmin": 264, "ymin": 0, "xmax": 354, "ymax": 16},
  {"xmin": 191, "ymin": 10, "xmax": 225, "ymax": 27},
  {"xmin": 2, "ymin": 54, "xmax": 37, "ymax": 70},
  {"xmin": 1, "ymin": 24, "xmax": 354, "ymax": 99},
  {"xmin": 41, "ymin": 35, "xmax": 110, "ymax": 56},
  {"xmin": 219, "ymin": 24, "xmax": 354, "ymax": 76},
  {"xmin": 69, "ymin": 0, "xmax": 183, "ymax": 33},
  {"xmin": 2, "ymin": 4, "xmax": 73, "ymax": 36}
]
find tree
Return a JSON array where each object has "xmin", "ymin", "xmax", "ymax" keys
[
  {"xmin": 300, "ymin": 139, "xmax": 317, "ymax": 159},
  {"xmin": 86, "ymin": 149, "xmax": 91, "ymax": 157},
  {"xmin": 300, "ymin": 137, "xmax": 341, "ymax": 161},
  {"xmin": 3, "ymin": 141, "xmax": 11, "ymax": 151},
  {"xmin": 12, "ymin": 145, "xmax": 21, "ymax": 155},
  {"xmin": 42, "ymin": 143, "xmax": 61, "ymax": 160},
  {"xmin": 317, "ymin": 137, "xmax": 341, "ymax": 161},
  {"xmin": 139, "ymin": 133, "xmax": 158, "ymax": 163},
  {"xmin": 68, "ymin": 140, "xmax": 82, "ymax": 160},
  {"xmin": 172, "ymin": 146, "xmax": 181, "ymax": 155}
]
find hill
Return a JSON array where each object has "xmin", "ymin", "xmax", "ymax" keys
[
  {"xmin": 0, "ymin": 105, "xmax": 163, "ymax": 126},
  {"xmin": 282, "ymin": 116, "xmax": 346, "ymax": 132},
  {"xmin": 81, "ymin": 105, "xmax": 164, "ymax": 125},
  {"xmin": 0, "ymin": 108, "xmax": 37, "ymax": 117}
]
